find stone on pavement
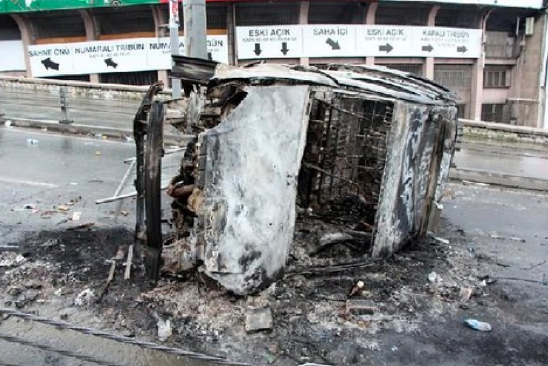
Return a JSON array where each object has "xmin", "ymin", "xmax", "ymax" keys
[{"xmin": 245, "ymin": 306, "xmax": 273, "ymax": 333}]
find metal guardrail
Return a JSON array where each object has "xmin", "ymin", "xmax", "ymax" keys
[
  {"xmin": 1, "ymin": 77, "xmax": 546, "ymax": 140},
  {"xmin": 0, "ymin": 77, "xmax": 170, "ymax": 131},
  {"xmin": 458, "ymin": 118, "xmax": 548, "ymax": 137}
]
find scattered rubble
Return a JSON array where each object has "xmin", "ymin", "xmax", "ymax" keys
[
  {"xmin": 459, "ymin": 287, "xmax": 474, "ymax": 302},
  {"xmin": 348, "ymin": 280, "xmax": 365, "ymax": 297},
  {"xmin": 431, "ymin": 236, "xmax": 450, "ymax": 245},
  {"xmin": 0, "ymin": 253, "xmax": 26, "ymax": 267},
  {"xmin": 156, "ymin": 316, "xmax": 172, "ymax": 342},
  {"xmin": 489, "ymin": 232, "xmax": 505, "ymax": 240},
  {"xmin": 74, "ymin": 289, "xmax": 95, "ymax": 307},
  {"xmin": 509, "ymin": 237, "xmax": 526, "ymax": 243}
]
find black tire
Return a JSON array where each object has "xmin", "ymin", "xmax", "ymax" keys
[{"xmin": 144, "ymin": 101, "xmax": 164, "ymax": 282}]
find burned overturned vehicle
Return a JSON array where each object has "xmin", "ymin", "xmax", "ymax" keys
[{"xmin": 129, "ymin": 58, "xmax": 458, "ymax": 295}]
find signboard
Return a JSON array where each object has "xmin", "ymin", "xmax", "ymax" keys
[
  {"xmin": 416, "ymin": 27, "xmax": 482, "ymax": 58},
  {"xmin": 237, "ymin": 25, "xmax": 483, "ymax": 60},
  {"xmin": 357, "ymin": 26, "xmax": 415, "ymax": 57},
  {"xmin": 302, "ymin": 25, "xmax": 358, "ymax": 58},
  {"xmin": 28, "ymin": 35, "xmax": 228, "ymax": 77},
  {"xmin": 0, "ymin": 0, "xmax": 543, "ymax": 14},
  {"xmin": 236, "ymin": 26, "xmax": 303, "ymax": 59},
  {"xmin": 0, "ymin": 0, "xmax": 160, "ymax": 14},
  {"xmin": 70, "ymin": 39, "xmax": 153, "ymax": 74},
  {"xmin": 382, "ymin": 0, "xmax": 543, "ymax": 8},
  {"xmin": 1, "ymin": 0, "xmax": 542, "ymax": 13},
  {"xmin": 0, "ymin": 40, "xmax": 25, "ymax": 72}
]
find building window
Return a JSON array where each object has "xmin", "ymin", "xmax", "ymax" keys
[
  {"xmin": 100, "ymin": 71, "xmax": 158, "ymax": 86},
  {"xmin": 484, "ymin": 68, "xmax": 508, "ymax": 88},
  {"xmin": 382, "ymin": 64, "xmax": 422, "ymax": 76},
  {"xmin": 485, "ymin": 31, "xmax": 514, "ymax": 59},
  {"xmin": 481, "ymin": 103, "xmax": 505, "ymax": 122},
  {"xmin": 434, "ymin": 65, "xmax": 472, "ymax": 89}
]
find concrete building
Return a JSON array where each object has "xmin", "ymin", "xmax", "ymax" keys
[{"xmin": 1, "ymin": 0, "xmax": 547, "ymax": 127}]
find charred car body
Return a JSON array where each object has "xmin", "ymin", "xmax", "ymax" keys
[{"xmin": 132, "ymin": 57, "xmax": 458, "ymax": 295}]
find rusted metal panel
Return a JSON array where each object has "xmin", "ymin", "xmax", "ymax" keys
[
  {"xmin": 372, "ymin": 104, "xmax": 457, "ymax": 257},
  {"xmin": 197, "ymin": 85, "xmax": 311, "ymax": 294}
]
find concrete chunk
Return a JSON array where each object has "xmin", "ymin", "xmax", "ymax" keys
[{"xmin": 245, "ymin": 306, "xmax": 273, "ymax": 333}]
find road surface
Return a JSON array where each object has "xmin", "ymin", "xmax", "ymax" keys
[
  {"xmin": 454, "ymin": 141, "xmax": 548, "ymax": 181},
  {"xmin": 0, "ymin": 127, "xmax": 137, "ymax": 245}
]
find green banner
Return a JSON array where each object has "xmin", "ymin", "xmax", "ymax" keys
[{"xmin": 0, "ymin": 0, "xmax": 160, "ymax": 13}]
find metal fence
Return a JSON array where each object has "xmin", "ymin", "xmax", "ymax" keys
[{"xmin": 0, "ymin": 77, "xmax": 170, "ymax": 131}]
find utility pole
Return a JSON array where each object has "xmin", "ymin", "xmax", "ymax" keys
[
  {"xmin": 169, "ymin": 0, "xmax": 182, "ymax": 98},
  {"xmin": 183, "ymin": 0, "xmax": 208, "ymax": 60}
]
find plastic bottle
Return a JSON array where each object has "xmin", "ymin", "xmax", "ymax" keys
[{"xmin": 464, "ymin": 319, "xmax": 492, "ymax": 332}]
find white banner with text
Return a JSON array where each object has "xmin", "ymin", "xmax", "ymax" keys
[
  {"xmin": 28, "ymin": 35, "xmax": 228, "ymax": 77},
  {"xmin": 237, "ymin": 25, "xmax": 483, "ymax": 60}
]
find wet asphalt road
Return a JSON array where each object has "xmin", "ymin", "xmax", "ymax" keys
[{"xmin": 0, "ymin": 127, "xmax": 136, "ymax": 244}]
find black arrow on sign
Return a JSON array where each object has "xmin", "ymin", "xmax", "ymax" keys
[
  {"xmin": 422, "ymin": 44, "xmax": 434, "ymax": 52},
  {"xmin": 326, "ymin": 38, "xmax": 341, "ymax": 50},
  {"xmin": 41, "ymin": 57, "xmax": 59, "ymax": 71},
  {"xmin": 104, "ymin": 58, "xmax": 118, "ymax": 68},
  {"xmin": 457, "ymin": 46, "xmax": 468, "ymax": 53},
  {"xmin": 207, "ymin": 52, "xmax": 213, "ymax": 60},
  {"xmin": 254, "ymin": 43, "xmax": 262, "ymax": 56},
  {"xmin": 379, "ymin": 43, "xmax": 394, "ymax": 53},
  {"xmin": 281, "ymin": 42, "xmax": 289, "ymax": 55}
]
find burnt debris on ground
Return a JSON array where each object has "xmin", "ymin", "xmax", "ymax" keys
[{"xmin": 2, "ymin": 215, "xmax": 532, "ymax": 365}]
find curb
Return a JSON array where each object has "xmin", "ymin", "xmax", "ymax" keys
[
  {"xmin": 449, "ymin": 168, "xmax": 548, "ymax": 192},
  {"xmin": 2, "ymin": 118, "xmax": 188, "ymax": 146}
]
